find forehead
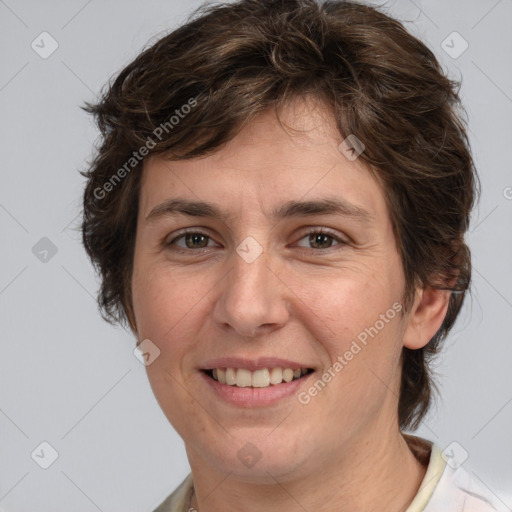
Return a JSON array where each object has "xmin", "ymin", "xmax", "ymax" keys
[{"xmin": 139, "ymin": 97, "xmax": 388, "ymax": 224}]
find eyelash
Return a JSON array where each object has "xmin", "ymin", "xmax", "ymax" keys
[{"xmin": 165, "ymin": 228, "xmax": 348, "ymax": 253}]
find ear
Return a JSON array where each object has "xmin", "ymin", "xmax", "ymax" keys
[{"xmin": 402, "ymin": 286, "xmax": 451, "ymax": 350}]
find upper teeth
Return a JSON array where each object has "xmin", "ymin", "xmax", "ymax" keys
[{"xmin": 211, "ymin": 368, "xmax": 308, "ymax": 388}]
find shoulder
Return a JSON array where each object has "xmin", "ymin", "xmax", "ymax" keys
[
  {"xmin": 152, "ymin": 473, "xmax": 194, "ymax": 512},
  {"xmin": 403, "ymin": 435, "xmax": 510, "ymax": 512},
  {"xmin": 422, "ymin": 446, "xmax": 509, "ymax": 512}
]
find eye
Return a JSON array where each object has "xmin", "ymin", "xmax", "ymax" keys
[
  {"xmin": 166, "ymin": 230, "xmax": 217, "ymax": 250},
  {"xmin": 295, "ymin": 228, "xmax": 347, "ymax": 250},
  {"xmin": 165, "ymin": 228, "xmax": 348, "ymax": 252}
]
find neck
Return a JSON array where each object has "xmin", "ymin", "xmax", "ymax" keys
[{"xmin": 187, "ymin": 430, "xmax": 428, "ymax": 512}]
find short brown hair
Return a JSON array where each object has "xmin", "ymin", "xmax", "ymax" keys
[{"xmin": 81, "ymin": 0, "xmax": 478, "ymax": 431}]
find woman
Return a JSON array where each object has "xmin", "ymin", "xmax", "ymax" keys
[{"xmin": 80, "ymin": 1, "xmax": 507, "ymax": 510}]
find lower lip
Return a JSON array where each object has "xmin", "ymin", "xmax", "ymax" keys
[{"xmin": 200, "ymin": 371, "xmax": 312, "ymax": 407}]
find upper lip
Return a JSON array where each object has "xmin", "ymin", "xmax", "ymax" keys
[{"xmin": 200, "ymin": 357, "xmax": 314, "ymax": 371}]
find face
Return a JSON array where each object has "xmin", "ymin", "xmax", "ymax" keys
[{"xmin": 131, "ymin": 97, "xmax": 414, "ymax": 483}]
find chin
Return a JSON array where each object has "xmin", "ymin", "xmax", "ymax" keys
[{"xmin": 189, "ymin": 428, "xmax": 315, "ymax": 483}]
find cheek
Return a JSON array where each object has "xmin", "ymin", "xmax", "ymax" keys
[
  {"xmin": 131, "ymin": 265, "xmax": 212, "ymax": 433},
  {"xmin": 287, "ymin": 261, "xmax": 402, "ymax": 349},
  {"xmin": 132, "ymin": 262, "xmax": 205, "ymax": 341},
  {"xmin": 293, "ymin": 269, "xmax": 404, "ymax": 405}
]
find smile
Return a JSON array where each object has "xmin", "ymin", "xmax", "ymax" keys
[{"xmin": 205, "ymin": 367, "xmax": 313, "ymax": 388}]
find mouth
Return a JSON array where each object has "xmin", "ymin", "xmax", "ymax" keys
[{"xmin": 202, "ymin": 367, "xmax": 314, "ymax": 388}]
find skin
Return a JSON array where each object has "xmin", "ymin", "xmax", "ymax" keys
[{"xmin": 130, "ymin": 96, "xmax": 451, "ymax": 512}]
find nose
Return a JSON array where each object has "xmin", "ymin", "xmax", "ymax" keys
[{"xmin": 212, "ymin": 246, "xmax": 291, "ymax": 338}]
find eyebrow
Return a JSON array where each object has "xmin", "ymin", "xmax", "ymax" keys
[{"xmin": 145, "ymin": 197, "xmax": 373, "ymax": 224}]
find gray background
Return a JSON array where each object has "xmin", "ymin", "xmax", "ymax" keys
[{"xmin": 0, "ymin": 0, "xmax": 511, "ymax": 510}]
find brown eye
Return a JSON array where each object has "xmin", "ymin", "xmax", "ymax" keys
[
  {"xmin": 296, "ymin": 229, "xmax": 347, "ymax": 250},
  {"xmin": 167, "ymin": 231, "xmax": 214, "ymax": 249},
  {"xmin": 184, "ymin": 233, "xmax": 209, "ymax": 248},
  {"xmin": 308, "ymin": 232, "xmax": 335, "ymax": 249}
]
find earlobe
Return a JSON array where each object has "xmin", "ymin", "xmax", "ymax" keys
[{"xmin": 402, "ymin": 287, "xmax": 451, "ymax": 350}]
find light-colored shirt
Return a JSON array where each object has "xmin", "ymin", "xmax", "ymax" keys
[{"xmin": 153, "ymin": 435, "xmax": 508, "ymax": 511}]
